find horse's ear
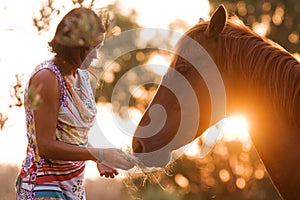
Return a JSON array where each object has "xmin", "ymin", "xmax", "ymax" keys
[
  {"xmin": 199, "ymin": 17, "xmax": 205, "ymax": 23},
  {"xmin": 205, "ymin": 4, "xmax": 227, "ymax": 37}
]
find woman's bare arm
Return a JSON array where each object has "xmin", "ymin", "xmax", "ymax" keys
[
  {"xmin": 30, "ymin": 69, "xmax": 134, "ymax": 170},
  {"xmin": 30, "ymin": 69, "xmax": 98, "ymax": 161}
]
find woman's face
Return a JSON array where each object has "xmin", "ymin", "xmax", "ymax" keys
[{"xmin": 80, "ymin": 33, "xmax": 105, "ymax": 69}]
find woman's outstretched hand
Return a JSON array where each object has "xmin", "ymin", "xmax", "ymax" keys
[
  {"xmin": 102, "ymin": 148, "xmax": 135, "ymax": 170},
  {"xmin": 96, "ymin": 162, "xmax": 118, "ymax": 178}
]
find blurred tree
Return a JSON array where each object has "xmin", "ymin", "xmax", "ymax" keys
[
  {"xmin": 32, "ymin": 0, "xmax": 165, "ymax": 115},
  {"xmin": 33, "ymin": 0, "xmax": 60, "ymax": 32},
  {"xmin": 0, "ymin": 112, "xmax": 8, "ymax": 130},
  {"xmin": 91, "ymin": 3, "xmax": 163, "ymax": 116},
  {"xmin": 0, "ymin": 73, "xmax": 24, "ymax": 130},
  {"xmin": 9, "ymin": 73, "xmax": 24, "ymax": 108},
  {"xmin": 209, "ymin": 0, "xmax": 300, "ymax": 53}
]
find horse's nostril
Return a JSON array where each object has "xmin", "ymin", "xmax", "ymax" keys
[{"xmin": 133, "ymin": 140, "xmax": 144, "ymax": 153}]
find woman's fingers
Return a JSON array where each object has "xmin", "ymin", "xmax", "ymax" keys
[
  {"xmin": 97, "ymin": 162, "xmax": 119, "ymax": 179},
  {"xmin": 100, "ymin": 169, "xmax": 116, "ymax": 178}
]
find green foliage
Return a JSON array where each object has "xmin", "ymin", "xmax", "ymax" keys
[{"xmin": 209, "ymin": 0, "xmax": 300, "ymax": 53}]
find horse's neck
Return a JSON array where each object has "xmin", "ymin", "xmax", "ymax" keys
[
  {"xmin": 249, "ymin": 102, "xmax": 300, "ymax": 200},
  {"xmin": 222, "ymin": 36, "xmax": 300, "ymax": 129},
  {"xmin": 226, "ymin": 82, "xmax": 300, "ymax": 199}
]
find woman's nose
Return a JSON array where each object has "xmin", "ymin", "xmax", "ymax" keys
[{"xmin": 88, "ymin": 48, "xmax": 97, "ymax": 59}]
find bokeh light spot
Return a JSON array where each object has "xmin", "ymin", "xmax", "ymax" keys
[
  {"xmin": 219, "ymin": 169, "xmax": 231, "ymax": 182},
  {"xmin": 174, "ymin": 174, "xmax": 189, "ymax": 188},
  {"xmin": 236, "ymin": 177, "xmax": 246, "ymax": 189}
]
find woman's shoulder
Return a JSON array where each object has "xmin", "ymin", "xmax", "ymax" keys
[
  {"xmin": 28, "ymin": 60, "xmax": 68, "ymax": 107},
  {"xmin": 29, "ymin": 66, "xmax": 60, "ymax": 95},
  {"xmin": 27, "ymin": 64, "xmax": 60, "ymax": 107},
  {"xmin": 33, "ymin": 60, "xmax": 61, "ymax": 77},
  {"xmin": 29, "ymin": 61, "xmax": 60, "ymax": 85}
]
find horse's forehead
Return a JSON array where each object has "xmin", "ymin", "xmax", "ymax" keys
[
  {"xmin": 174, "ymin": 34, "xmax": 211, "ymax": 64},
  {"xmin": 175, "ymin": 37, "xmax": 197, "ymax": 56}
]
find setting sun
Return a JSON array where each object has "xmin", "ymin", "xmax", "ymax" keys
[
  {"xmin": 223, "ymin": 115, "xmax": 250, "ymax": 142},
  {"xmin": 183, "ymin": 115, "xmax": 251, "ymax": 158}
]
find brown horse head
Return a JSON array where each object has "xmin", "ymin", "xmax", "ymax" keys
[
  {"xmin": 132, "ymin": 5, "xmax": 300, "ymax": 199},
  {"xmin": 132, "ymin": 4, "xmax": 228, "ymax": 166}
]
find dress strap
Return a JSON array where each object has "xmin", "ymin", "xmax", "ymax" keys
[{"xmin": 31, "ymin": 60, "xmax": 68, "ymax": 107}]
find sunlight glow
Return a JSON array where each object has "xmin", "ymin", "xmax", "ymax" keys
[
  {"xmin": 180, "ymin": 138, "xmax": 201, "ymax": 157},
  {"xmin": 0, "ymin": 0, "xmax": 259, "ymax": 185},
  {"xmin": 1, "ymin": 0, "xmax": 211, "ymax": 157},
  {"xmin": 236, "ymin": 177, "xmax": 246, "ymax": 189},
  {"xmin": 294, "ymin": 53, "xmax": 300, "ymax": 61},
  {"xmin": 219, "ymin": 169, "xmax": 231, "ymax": 182},
  {"xmin": 253, "ymin": 22, "xmax": 270, "ymax": 36},
  {"xmin": 174, "ymin": 173, "xmax": 189, "ymax": 188},
  {"xmin": 223, "ymin": 115, "xmax": 250, "ymax": 142},
  {"xmin": 288, "ymin": 31, "xmax": 299, "ymax": 44},
  {"xmin": 182, "ymin": 116, "xmax": 251, "ymax": 160},
  {"xmin": 254, "ymin": 167, "xmax": 265, "ymax": 180},
  {"xmin": 146, "ymin": 54, "xmax": 170, "ymax": 76},
  {"xmin": 118, "ymin": 0, "xmax": 210, "ymax": 29}
]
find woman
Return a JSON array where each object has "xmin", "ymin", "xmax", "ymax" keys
[{"xmin": 16, "ymin": 7, "xmax": 134, "ymax": 199}]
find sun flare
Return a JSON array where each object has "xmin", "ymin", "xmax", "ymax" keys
[
  {"xmin": 223, "ymin": 115, "xmax": 250, "ymax": 142},
  {"xmin": 181, "ymin": 115, "xmax": 251, "ymax": 158}
]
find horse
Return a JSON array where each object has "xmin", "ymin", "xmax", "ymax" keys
[{"xmin": 132, "ymin": 5, "xmax": 300, "ymax": 200}]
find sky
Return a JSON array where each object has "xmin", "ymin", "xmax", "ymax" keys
[{"xmin": 0, "ymin": 0, "xmax": 251, "ymax": 179}]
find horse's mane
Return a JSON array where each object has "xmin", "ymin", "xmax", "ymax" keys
[{"xmin": 187, "ymin": 19, "xmax": 300, "ymax": 128}]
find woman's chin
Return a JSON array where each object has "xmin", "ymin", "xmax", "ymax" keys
[{"xmin": 81, "ymin": 58, "xmax": 93, "ymax": 69}]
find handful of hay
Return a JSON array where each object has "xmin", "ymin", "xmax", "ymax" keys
[{"xmin": 120, "ymin": 147, "xmax": 170, "ymax": 190}]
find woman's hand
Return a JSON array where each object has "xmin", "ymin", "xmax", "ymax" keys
[
  {"xmin": 102, "ymin": 148, "xmax": 135, "ymax": 170},
  {"xmin": 96, "ymin": 162, "xmax": 118, "ymax": 178}
]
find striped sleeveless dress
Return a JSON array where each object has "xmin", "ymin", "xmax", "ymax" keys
[{"xmin": 16, "ymin": 60, "xmax": 97, "ymax": 200}]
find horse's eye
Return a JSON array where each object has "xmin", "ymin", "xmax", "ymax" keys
[{"xmin": 176, "ymin": 64, "xmax": 190, "ymax": 77}]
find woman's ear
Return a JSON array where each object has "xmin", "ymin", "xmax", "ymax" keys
[{"xmin": 205, "ymin": 4, "xmax": 227, "ymax": 37}]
